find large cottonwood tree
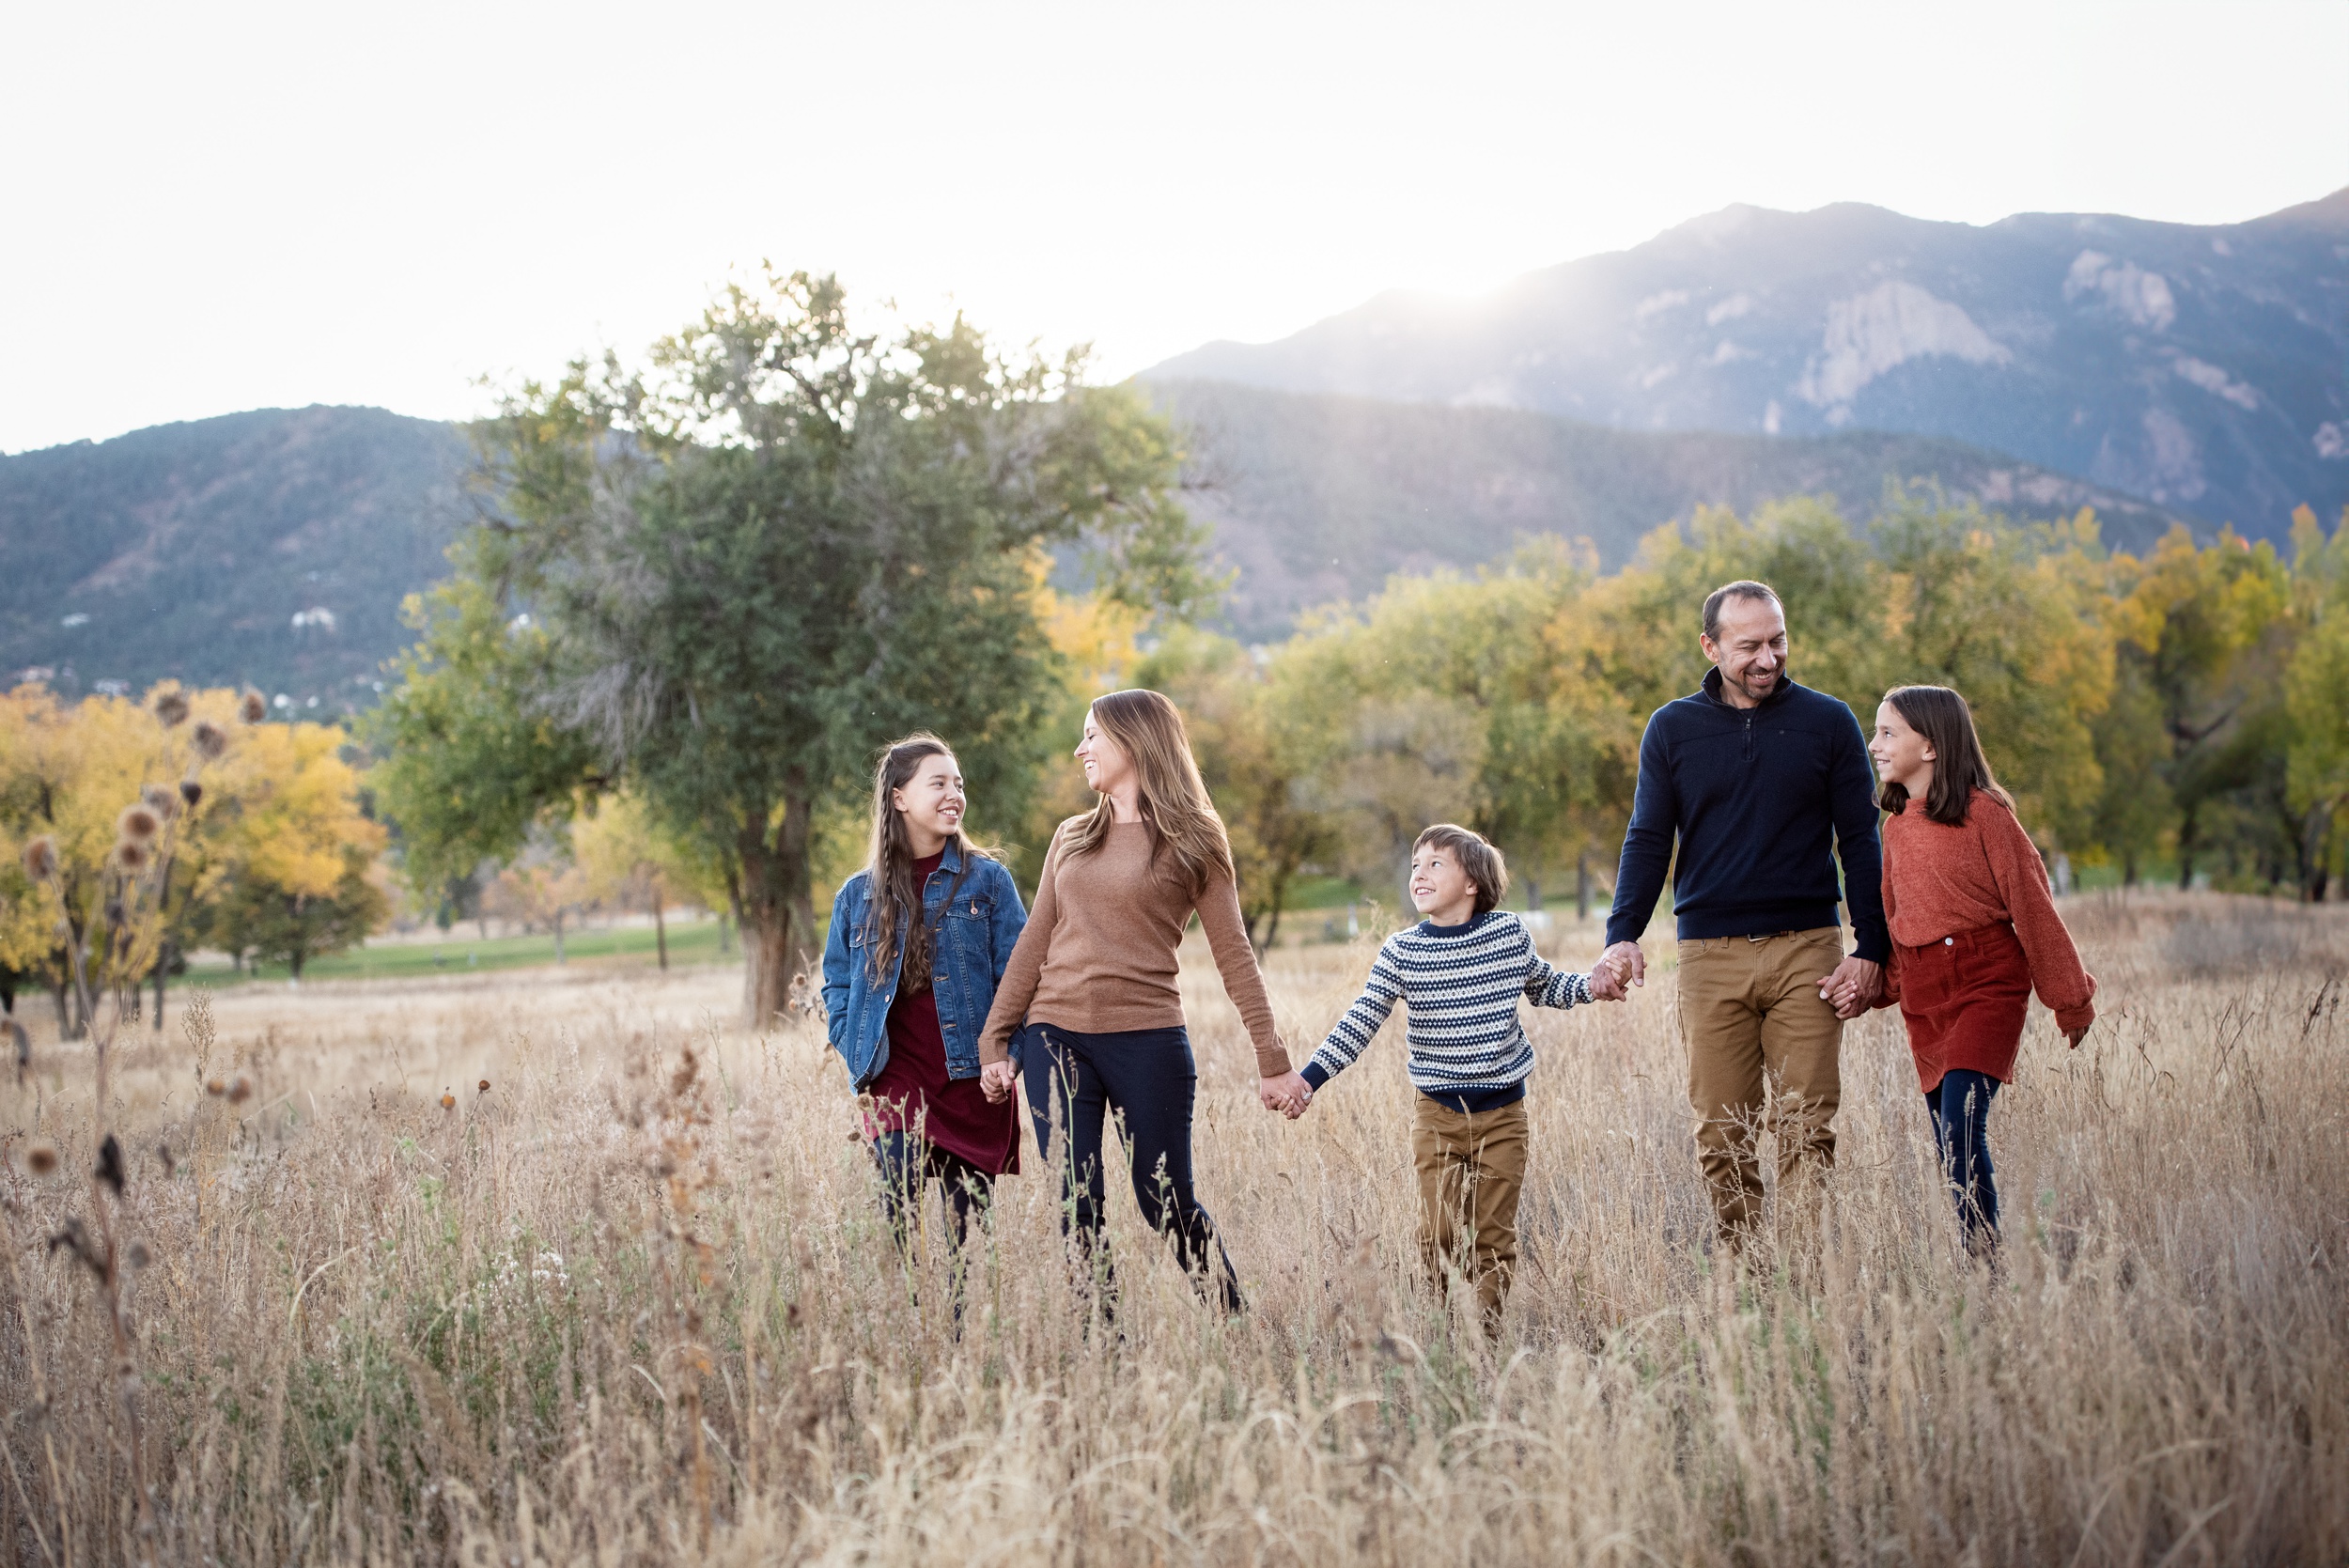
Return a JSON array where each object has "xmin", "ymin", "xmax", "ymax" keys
[{"xmin": 371, "ymin": 272, "xmax": 1210, "ymax": 1023}]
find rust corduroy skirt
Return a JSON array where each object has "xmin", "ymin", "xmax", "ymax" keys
[{"xmin": 1893, "ymin": 922, "xmax": 2032, "ymax": 1093}]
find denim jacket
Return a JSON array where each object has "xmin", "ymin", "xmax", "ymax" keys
[{"xmin": 821, "ymin": 844, "xmax": 1028, "ymax": 1091}]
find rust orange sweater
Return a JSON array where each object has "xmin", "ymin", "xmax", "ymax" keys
[
  {"xmin": 978, "ymin": 819, "xmax": 1289, "ymax": 1077},
  {"xmin": 1879, "ymin": 789, "xmax": 2096, "ymax": 1033}
]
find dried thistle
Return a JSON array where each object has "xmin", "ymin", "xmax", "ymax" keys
[
  {"xmin": 226, "ymin": 1075, "xmax": 253, "ymax": 1105},
  {"xmin": 478, "ymin": 1079, "xmax": 491, "ymax": 1094},
  {"xmin": 117, "ymin": 803, "xmax": 162, "ymax": 843},
  {"xmin": 97, "ymin": 1133, "xmax": 125, "ymax": 1195},
  {"xmin": 440, "ymin": 1091, "xmax": 457, "ymax": 1110},
  {"xmin": 239, "ymin": 689, "xmax": 268, "ymax": 725},
  {"xmin": 142, "ymin": 783, "xmax": 179, "ymax": 820},
  {"xmin": 205, "ymin": 1079, "xmax": 226, "ymax": 1096},
  {"xmin": 24, "ymin": 1141, "xmax": 58, "ymax": 1176},
  {"xmin": 127, "ymin": 1239, "xmax": 152, "ymax": 1268},
  {"xmin": 179, "ymin": 780, "xmax": 204, "ymax": 809},
  {"xmin": 113, "ymin": 838, "xmax": 152, "ymax": 874},
  {"xmin": 21, "ymin": 836, "xmax": 57, "ymax": 881},
  {"xmin": 191, "ymin": 720, "xmax": 229, "ymax": 760},
  {"xmin": 152, "ymin": 690, "xmax": 191, "ymax": 727}
]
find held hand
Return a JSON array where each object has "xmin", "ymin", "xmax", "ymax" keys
[
  {"xmin": 979, "ymin": 1060, "xmax": 1018, "ymax": 1104},
  {"xmin": 1593, "ymin": 941, "xmax": 1645, "ymax": 999},
  {"xmin": 1816, "ymin": 955, "xmax": 1884, "ymax": 1019},
  {"xmin": 1259, "ymin": 1070, "xmax": 1313, "ymax": 1118}
]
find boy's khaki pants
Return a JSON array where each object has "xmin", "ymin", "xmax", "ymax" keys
[
  {"xmin": 1411, "ymin": 1094, "xmax": 1528, "ymax": 1333},
  {"xmin": 1676, "ymin": 928, "xmax": 1846, "ymax": 1246}
]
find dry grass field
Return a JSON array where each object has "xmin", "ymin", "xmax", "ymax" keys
[{"xmin": 2, "ymin": 893, "xmax": 2344, "ymax": 1566}]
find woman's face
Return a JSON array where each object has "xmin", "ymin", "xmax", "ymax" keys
[
  {"xmin": 1075, "ymin": 709, "xmax": 1133, "ymax": 798},
  {"xmin": 1869, "ymin": 702, "xmax": 1936, "ymax": 793},
  {"xmin": 891, "ymin": 752, "xmax": 965, "ymax": 848}
]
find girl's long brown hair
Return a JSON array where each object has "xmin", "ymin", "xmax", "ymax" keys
[
  {"xmin": 861, "ymin": 734, "xmax": 989, "ymax": 987},
  {"xmin": 1876, "ymin": 685, "xmax": 2013, "ymax": 826},
  {"xmin": 1061, "ymin": 689, "xmax": 1234, "ymax": 899}
]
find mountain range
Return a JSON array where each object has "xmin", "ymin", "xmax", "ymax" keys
[
  {"xmin": 7, "ymin": 187, "xmax": 2339, "ymax": 697},
  {"xmin": 1150, "ymin": 190, "xmax": 2349, "ymax": 539}
]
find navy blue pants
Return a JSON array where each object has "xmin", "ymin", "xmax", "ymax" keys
[
  {"xmin": 1020, "ymin": 1023, "xmax": 1243, "ymax": 1313},
  {"xmin": 1925, "ymin": 1068, "xmax": 2000, "ymax": 1249}
]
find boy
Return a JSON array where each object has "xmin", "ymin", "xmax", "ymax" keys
[{"xmin": 1292, "ymin": 824, "xmax": 1619, "ymax": 1334}]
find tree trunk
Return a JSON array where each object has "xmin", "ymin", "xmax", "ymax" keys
[
  {"xmin": 151, "ymin": 951, "xmax": 165, "ymax": 1032},
  {"xmin": 1524, "ymin": 877, "xmax": 1542, "ymax": 912},
  {"xmin": 1576, "ymin": 848, "xmax": 1592, "ymax": 922},
  {"xmin": 553, "ymin": 909, "xmax": 567, "ymax": 966},
  {"xmin": 653, "ymin": 877, "xmax": 669, "ymax": 972},
  {"xmin": 2176, "ymin": 807, "xmax": 2200, "ymax": 891},
  {"xmin": 739, "ymin": 786, "xmax": 817, "ymax": 1028}
]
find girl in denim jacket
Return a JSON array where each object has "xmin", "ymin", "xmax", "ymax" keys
[{"xmin": 822, "ymin": 734, "xmax": 1028, "ymax": 1262}]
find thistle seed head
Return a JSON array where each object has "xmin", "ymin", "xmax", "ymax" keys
[
  {"xmin": 23, "ymin": 1142, "xmax": 58, "ymax": 1176},
  {"xmin": 478, "ymin": 1079, "xmax": 491, "ymax": 1094},
  {"xmin": 440, "ymin": 1091, "xmax": 457, "ymax": 1110},
  {"xmin": 114, "ymin": 838, "xmax": 152, "ymax": 874},
  {"xmin": 179, "ymin": 780, "xmax": 204, "ymax": 809},
  {"xmin": 151, "ymin": 690, "xmax": 191, "ymax": 727},
  {"xmin": 118, "ymin": 804, "xmax": 162, "ymax": 843},
  {"xmin": 205, "ymin": 1079, "xmax": 226, "ymax": 1096},
  {"xmin": 142, "ymin": 784, "xmax": 179, "ymax": 820},
  {"xmin": 239, "ymin": 689, "xmax": 268, "ymax": 725},
  {"xmin": 21, "ymin": 836, "xmax": 57, "ymax": 881},
  {"xmin": 191, "ymin": 720, "xmax": 229, "ymax": 760},
  {"xmin": 226, "ymin": 1076, "xmax": 253, "ymax": 1105}
]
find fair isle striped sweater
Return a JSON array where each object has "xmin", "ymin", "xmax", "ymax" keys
[{"xmin": 1300, "ymin": 911, "xmax": 1594, "ymax": 1113}]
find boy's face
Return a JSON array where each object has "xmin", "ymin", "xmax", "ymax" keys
[{"xmin": 1409, "ymin": 843, "xmax": 1479, "ymax": 922}]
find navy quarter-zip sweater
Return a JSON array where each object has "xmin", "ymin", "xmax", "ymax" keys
[{"xmin": 1604, "ymin": 668, "xmax": 1890, "ymax": 962}]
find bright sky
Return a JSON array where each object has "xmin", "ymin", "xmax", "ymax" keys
[{"xmin": 5, "ymin": 1, "xmax": 2343, "ymax": 454}]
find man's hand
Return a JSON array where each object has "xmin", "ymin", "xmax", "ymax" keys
[
  {"xmin": 1816, "ymin": 955, "xmax": 1884, "ymax": 1019},
  {"xmin": 980, "ymin": 1060, "xmax": 1019, "ymax": 1103},
  {"xmin": 1590, "ymin": 941, "xmax": 1645, "ymax": 1000},
  {"xmin": 1259, "ymin": 1070, "xmax": 1313, "ymax": 1118}
]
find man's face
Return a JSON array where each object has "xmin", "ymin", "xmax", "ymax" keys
[{"xmin": 1700, "ymin": 595, "xmax": 1788, "ymax": 706}]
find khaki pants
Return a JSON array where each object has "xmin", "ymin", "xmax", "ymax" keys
[
  {"xmin": 1676, "ymin": 928, "xmax": 1845, "ymax": 1243},
  {"xmin": 1411, "ymin": 1094, "xmax": 1528, "ymax": 1333}
]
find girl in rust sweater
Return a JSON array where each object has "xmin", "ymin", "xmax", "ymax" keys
[{"xmin": 1868, "ymin": 685, "xmax": 2096, "ymax": 1254}]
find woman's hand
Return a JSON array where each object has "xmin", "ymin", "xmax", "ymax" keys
[
  {"xmin": 2064, "ymin": 1024, "xmax": 2091, "ymax": 1049},
  {"xmin": 1259, "ymin": 1070, "xmax": 1312, "ymax": 1118},
  {"xmin": 980, "ymin": 1060, "xmax": 1019, "ymax": 1103}
]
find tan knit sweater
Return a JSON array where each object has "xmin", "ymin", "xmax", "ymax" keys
[{"xmin": 978, "ymin": 818, "xmax": 1290, "ymax": 1077}]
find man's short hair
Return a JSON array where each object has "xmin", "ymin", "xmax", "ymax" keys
[
  {"xmin": 1413, "ymin": 823, "xmax": 1509, "ymax": 917},
  {"xmin": 1703, "ymin": 580, "xmax": 1782, "ymax": 642}
]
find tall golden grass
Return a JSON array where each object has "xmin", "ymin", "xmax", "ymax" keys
[{"xmin": 2, "ymin": 893, "xmax": 2342, "ymax": 1565}]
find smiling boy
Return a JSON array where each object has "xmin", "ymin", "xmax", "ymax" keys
[{"xmin": 1292, "ymin": 824, "xmax": 1621, "ymax": 1334}]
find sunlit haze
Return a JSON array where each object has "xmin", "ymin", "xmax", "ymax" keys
[{"xmin": 4, "ymin": 0, "xmax": 2343, "ymax": 453}]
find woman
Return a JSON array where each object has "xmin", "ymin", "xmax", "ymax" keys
[
  {"xmin": 822, "ymin": 735, "xmax": 1028, "ymax": 1265},
  {"xmin": 977, "ymin": 689, "xmax": 1308, "ymax": 1313},
  {"xmin": 1868, "ymin": 685, "xmax": 2095, "ymax": 1254}
]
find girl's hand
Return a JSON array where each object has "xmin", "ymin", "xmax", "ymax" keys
[
  {"xmin": 980, "ymin": 1060, "xmax": 1019, "ymax": 1103},
  {"xmin": 2064, "ymin": 1024, "xmax": 2090, "ymax": 1049}
]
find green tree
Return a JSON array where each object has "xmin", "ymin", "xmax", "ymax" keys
[
  {"xmin": 1134, "ymin": 627, "xmax": 1334, "ymax": 951},
  {"xmin": 2105, "ymin": 525, "xmax": 2291, "ymax": 889},
  {"xmin": 370, "ymin": 272, "xmax": 1212, "ymax": 1022}
]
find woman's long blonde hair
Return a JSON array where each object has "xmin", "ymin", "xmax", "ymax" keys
[{"xmin": 1062, "ymin": 689, "xmax": 1234, "ymax": 898}]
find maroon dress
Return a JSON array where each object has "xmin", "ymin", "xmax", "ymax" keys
[{"xmin": 863, "ymin": 852, "xmax": 1020, "ymax": 1175}]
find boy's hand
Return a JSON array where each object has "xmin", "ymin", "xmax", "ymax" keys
[
  {"xmin": 1259, "ymin": 1070, "xmax": 1312, "ymax": 1118},
  {"xmin": 1591, "ymin": 941, "xmax": 1644, "ymax": 999}
]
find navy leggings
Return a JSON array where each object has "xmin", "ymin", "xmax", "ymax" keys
[
  {"xmin": 1020, "ymin": 1023, "xmax": 1244, "ymax": 1313},
  {"xmin": 1925, "ymin": 1068, "xmax": 2000, "ymax": 1247}
]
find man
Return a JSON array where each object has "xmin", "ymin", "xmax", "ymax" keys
[{"xmin": 1590, "ymin": 581, "xmax": 1887, "ymax": 1248}]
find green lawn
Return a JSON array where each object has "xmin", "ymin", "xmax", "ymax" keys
[{"xmin": 186, "ymin": 917, "xmax": 739, "ymax": 985}]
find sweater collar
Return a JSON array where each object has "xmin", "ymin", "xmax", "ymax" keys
[
  {"xmin": 1701, "ymin": 666, "xmax": 1800, "ymax": 712},
  {"xmin": 1418, "ymin": 910, "xmax": 1490, "ymax": 938}
]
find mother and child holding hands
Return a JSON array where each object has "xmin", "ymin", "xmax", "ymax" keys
[{"xmin": 822, "ymin": 580, "xmax": 2099, "ymax": 1332}]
